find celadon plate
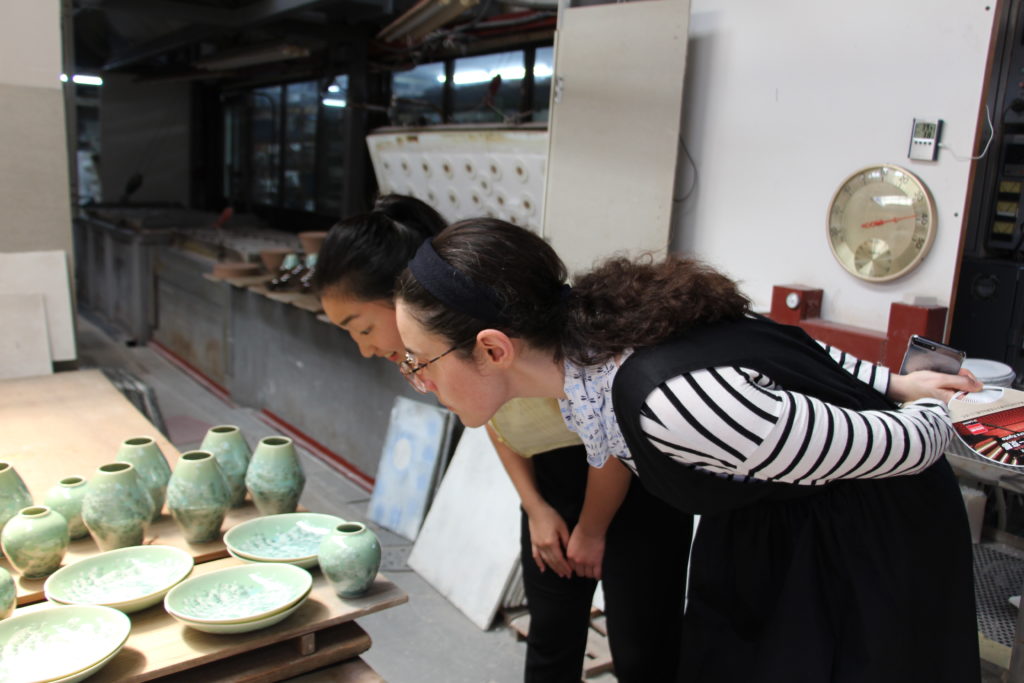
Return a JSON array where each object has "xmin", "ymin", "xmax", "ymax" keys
[
  {"xmin": 168, "ymin": 587, "xmax": 310, "ymax": 634},
  {"xmin": 224, "ymin": 512, "xmax": 344, "ymax": 567},
  {"xmin": 164, "ymin": 563, "xmax": 313, "ymax": 625},
  {"xmin": 44, "ymin": 545, "xmax": 194, "ymax": 614},
  {"xmin": 0, "ymin": 604, "xmax": 131, "ymax": 683},
  {"xmin": 226, "ymin": 547, "xmax": 318, "ymax": 570}
]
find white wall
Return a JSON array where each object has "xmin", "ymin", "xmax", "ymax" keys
[
  {"xmin": 0, "ymin": 0, "xmax": 73, "ymax": 256},
  {"xmin": 673, "ymin": 1, "xmax": 996, "ymax": 331}
]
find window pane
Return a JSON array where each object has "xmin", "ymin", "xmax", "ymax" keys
[
  {"xmin": 283, "ymin": 80, "xmax": 319, "ymax": 212},
  {"xmin": 532, "ymin": 46, "xmax": 554, "ymax": 123},
  {"xmin": 318, "ymin": 75, "xmax": 349, "ymax": 216},
  {"xmin": 391, "ymin": 62, "xmax": 445, "ymax": 126},
  {"xmin": 222, "ymin": 100, "xmax": 244, "ymax": 201},
  {"xmin": 250, "ymin": 85, "xmax": 281, "ymax": 205},
  {"xmin": 451, "ymin": 50, "xmax": 524, "ymax": 124}
]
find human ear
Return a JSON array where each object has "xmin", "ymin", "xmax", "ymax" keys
[{"xmin": 476, "ymin": 329, "xmax": 516, "ymax": 368}]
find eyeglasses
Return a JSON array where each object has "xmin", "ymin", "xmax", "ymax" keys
[{"xmin": 399, "ymin": 340, "xmax": 472, "ymax": 393}]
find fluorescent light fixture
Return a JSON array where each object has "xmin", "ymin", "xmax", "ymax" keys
[
  {"xmin": 377, "ymin": 0, "xmax": 481, "ymax": 44},
  {"xmin": 60, "ymin": 73, "xmax": 103, "ymax": 86},
  {"xmin": 195, "ymin": 44, "xmax": 310, "ymax": 71},
  {"xmin": 327, "ymin": 84, "xmax": 341, "ymax": 93},
  {"xmin": 323, "ymin": 98, "xmax": 347, "ymax": 107}
]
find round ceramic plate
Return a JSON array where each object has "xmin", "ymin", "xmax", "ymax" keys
[
  {"xmin": 170, "ymin": 590, "xmax": 310, "ymax": 634},
  {"xmin": 44, "ymin": 545, "xmax": 194, "ymax": 614},
  {"xmin": 226, "ymin": 547, "xmax": 318, "ymax": 570},
  {"xmin": 0, "ymin": 604, "xmax": 131, "ymax": 683},
  {"xmin": 164, "ymin": 563, "xmax": 312, "ymax": 625},
  {"xmin": 224, "ymin": 512, "xmax": 344, "ymax": 566}
]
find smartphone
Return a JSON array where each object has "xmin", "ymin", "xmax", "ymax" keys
[{"xmin": 899, "ymin": 335, "xmax": 966, "ymax": 375}]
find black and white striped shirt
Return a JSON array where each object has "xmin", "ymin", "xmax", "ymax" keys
[{"xmin": 636, "ymin": 344, "xmax": 952, "ymax": 485}]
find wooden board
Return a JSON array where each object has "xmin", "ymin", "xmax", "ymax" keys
[
  {"xmin": 0, "ymin": 292, "xmax": 51, "ymax": 380},
  {"xmin": 0, "ymin": 250, "xmax": 76, "ymax": 361},
  {"xmin": 12, "ymin": 555, "xmax": 408, "ymax": 682}
]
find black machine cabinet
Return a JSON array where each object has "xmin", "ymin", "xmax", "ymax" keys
[{"xmin": 950, "ymin": 257, "xmax": 1024, "ymax": 383}]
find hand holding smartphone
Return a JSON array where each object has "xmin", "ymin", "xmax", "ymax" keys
[{"xmin": 899, "ymin": 335, "xmax": 966, "ymax": 375}]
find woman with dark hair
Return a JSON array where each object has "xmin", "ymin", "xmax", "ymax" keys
[
  {"xmin": 394, "ymin": 218, "xmax": 983, "ymax": 683},
  {"xmin": 313, "ymin": 196, "xmax": 691, "ymax": 683}
]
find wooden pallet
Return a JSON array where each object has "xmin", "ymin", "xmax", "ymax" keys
[{"xmin": 504, "ymin": 608, "xmax": 615, "ymax": 679}]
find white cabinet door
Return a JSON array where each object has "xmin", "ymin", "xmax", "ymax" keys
[{"xmin": 542, "ymin": 0, "xmax": 691, "ymax": 274}]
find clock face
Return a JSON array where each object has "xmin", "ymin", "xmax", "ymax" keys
[{"xmin": 827, "ymin": 165, "xmax": 936, "ymax": 282}]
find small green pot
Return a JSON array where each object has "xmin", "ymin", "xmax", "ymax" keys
[
  {"xmin": 0, "ymin": 462, "xmax": 33, "ymax": 553},
  {"xmin": 116, "ymin": 436, "xmax": 171, "ymax": 521},
  {"xmin": 245, "ymin": 436, "xmax": 305, "ymax": 516},
  {"xmin": 1, "ymin": 506, "xmax": 69, "ymax": 579},
  {"xmin": 199, "ymin": 425, "xmax": 251, "ymax": 507},
  {"xmin": 317, "ymin": 522, "xmax": 381, "ymax": 598},
  {"xmin": 82, "ymin": 462, "xmax": 154, "ymax": 551},
  {"xmin": 166, "ymin": 450, "xmax": 231, "ymax": 543},
  {"xmin": 43, "ymin": 476, "xmax": 89, "ymax": 540}
]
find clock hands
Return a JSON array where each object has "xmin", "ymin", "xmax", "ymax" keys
[{"xmin": 861, "ymin": 214, "xmax": 915, "ymax": 228}]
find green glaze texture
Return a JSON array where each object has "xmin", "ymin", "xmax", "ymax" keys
[
  {"xmin": 44, "ymin": 544, "xmax": 194, "ymax": 613},
  {"xmin": 0, "ymin": 604, "xmax": 131, "ymax": 683},
  {"xmin": 116, "ymin": 436, "xmax": 171, "ymax": 521},
  {"xmin": 317, "ymin": 522, "xmax": 381, "ymax": 598},
  {"xmin": 164, "ymin": 563, "xmax": 312, "ymax": 623},
  {"xmin": 0, "ymin": 566, "xmax": 15, "ymax": 619},
  {"xmin": 224, "ymin": 512, "xmax": 344, "ymax": 567},
  {"xmin": 166, "ymin": 450, "xmax": 231, "ymax": 543},
  {"xmin": 43, "ymin": 476, "xmax": 90, "ymax": 539},
  {"xmin": 82, "ymin": 462, "xmax": 154, "ymax": 551},
  {"xmin": 0, "ymin": 462, "xmax": 33, "ymax": 552},
  {"xmin": 245, "ymin": 436, "xmax": 305, "ymax": 515},
  {"xmin": 0, "ymin": 506, "xmax": 70, "ymax": 579},
  {"xmin": 200, "ymin": 425, "xmax": 252, "ymax": 507}
]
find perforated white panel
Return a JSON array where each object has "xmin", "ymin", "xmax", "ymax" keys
[{"xmin": 366, "ymin": 129, "xmax": 549, "ymax": 233}]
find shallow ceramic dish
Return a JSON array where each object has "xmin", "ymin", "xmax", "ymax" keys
[
  {"xmin": 224, "ymin": 512, "xmax": 344, "ymax": 568},
  {"xmin": 0, "ymin": 604, "xmax": 131, "ymax": 683},
  {"xmin": 44, "ymin": 545, "xmax": 194, "ymax": 614},
  {"xmin": 168, "ymin": 589, "xmax": 310, "ymax": 634},
  {"xmin": 225, "ymin": 546, "xmax": 321, "ymax": 570},
  {"xmin": 164, "ymin": 563, "xmax": 312, "ymax": 625}
]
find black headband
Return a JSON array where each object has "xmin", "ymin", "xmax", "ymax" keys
[{"xmin": 407, "ymin": 239, "xmax": 507, "ymax": 325}]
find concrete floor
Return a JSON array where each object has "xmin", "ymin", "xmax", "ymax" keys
[{"xmin": 75, "ymin": 315, "xmax": 536, "ymax": 683}]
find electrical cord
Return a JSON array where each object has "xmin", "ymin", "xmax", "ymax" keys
[{"xmin": 938, "ymin": 104, "xmax": 994, "ymax": 161}]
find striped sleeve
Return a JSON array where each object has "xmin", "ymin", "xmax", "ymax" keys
[
  {"xmin": 638, "ymin": 366, "xmax": 952, "ymax": 485},
  {"xmin": 818, "ymin": 341, "xmax": 890, "ymax": 395}
]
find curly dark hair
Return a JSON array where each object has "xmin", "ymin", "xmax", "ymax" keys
[
  {"xmin": 396, "ymin": 219, "xmax": 751, "ymax": 365},
  {"xmin": 310, "ymin": 194, "xmax": 446, "ymax": 301}
]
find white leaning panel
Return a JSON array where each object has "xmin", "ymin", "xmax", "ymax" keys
[
  {"xmin": 0, "ymin": 250, "xmax": 75, "ymax": 361},
  {"xmin": 407, "ymin": 426, "xmax": 522, "ymax": 630}
]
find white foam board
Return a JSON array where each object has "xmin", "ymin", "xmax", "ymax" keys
[
  {"xmin": 0, "ymin": 293, "xmax": 52, "ymax": 379},
  {"xmin": 0, "ymin": 251, "xmax": 75, "ymax": 361},
  {"xmin": 407, "ymin": 426, "xmax": 522, "ymax": 630}
]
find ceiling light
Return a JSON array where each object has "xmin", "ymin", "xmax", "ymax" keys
[
  {"xmin": 60, "ymin": 74, "xmax": 103, "ymax": 86},
  {"xmin": 323, "ymin": 98, "xmax": 347, "ymax": 108}
]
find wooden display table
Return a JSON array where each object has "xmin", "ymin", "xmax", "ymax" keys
[{"xmin": 0, "ymin": 370, "xmax": 406, "ymax": 681}]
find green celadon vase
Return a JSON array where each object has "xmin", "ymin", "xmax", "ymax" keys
[
  {"xmin": 245, "ymin": 436, "xmax": 305, "ymax": 515},
  {"xmin": 1, "ymin": 506, "xmax": 69, "ymax": 579},
  {"xmin": 317, "ymin": 522, "xmax": 381, "ymax": 598},
  {"xmin": 116, "ymin": 436, "xmax": 171, "ymax": 521},
  {"xmin": 199, "ymin": 425, "xmax": 251, "ymax": 507},
  {"xmin": 82, "ymin": 462, "xmax": 154, "ymax": 551},
  {"xmin": 43, "ymin": 476, "xmax": 90, "ymax": 539},
  {"xmin": 0, "ymin": 565, "xmax": 14, "ymax": 619},
  {"xmin": 0, "ymin": 462, "xmax": 33, "ymax": 556},
  {"xmin": 166, "ymin": 450, "xmax": 231, "ymax": 543}
]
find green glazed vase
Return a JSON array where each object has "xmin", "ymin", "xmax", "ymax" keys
[
  {"xmin": 317, "ymin": 522, "xmax": 381, "ymax": 598},
  {"xmin": 166, "ymin": 450, "xmax": 231, "ymax": 543},
  {"xmin": 43, "ymin": 476, "xmax": 89, "ymax": 539},
  {"xmin": 82, "ymin": 462, "xmax": 154, "ymax": 551},
  {"xmin": 245, "ymin": 436, "xmax": 305, "ymax": 516},
  {"xmin": 1, "ymin": 506, "xmax": 69, "ymax": 579},
  {"xmin": 0, "ymin": 462, "xmax": 33, "ymax": 553},
  {"xmin": 0, "ymin": 565, "xmax": 14, "ymax": 619},
  {"xmin": 199, "ymin": 425, "xmax": 251, "ymax": 507},
  {"xmin": 116, "ymin": 436, "xmax": 171, "ymax": 521}
]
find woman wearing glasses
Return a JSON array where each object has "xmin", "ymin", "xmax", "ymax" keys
[
  {"xmin": 312, "ymin": 195, "xmax": 690, "ymax": 683},
  {"xmin": 393, "ymin": 218, "xmax": 983, "ymax": 683}
]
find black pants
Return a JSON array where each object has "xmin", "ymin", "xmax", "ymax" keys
[{"xmin": 521, "ymin": 445, "xmax": 693, "ymax": 683}]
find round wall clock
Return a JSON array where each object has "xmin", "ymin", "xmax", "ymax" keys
[{"xmin": 826, "ymin": 164, "xmax": 936, "ymax": 282}]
